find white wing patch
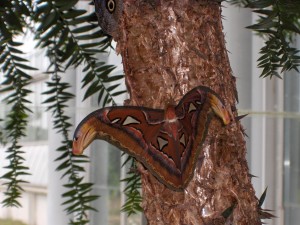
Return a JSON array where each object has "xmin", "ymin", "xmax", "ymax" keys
[
  {"xmin": 122, "ymin": 116, "xmax": 141, "ymax": 125},
  {"xmin": 179, "ymin": 134, "xmax": 185, "ymax": 147},
  {"xmin": 188, "ymin": 103, "xmax": 197, "ymax": 113},
  {"xmin": 157, "ymin": 137, "xmax": 168, "ymax": 150},
  {"xmin": 111, "ymin": 118, "xmax": 121, "ymax": 124}
]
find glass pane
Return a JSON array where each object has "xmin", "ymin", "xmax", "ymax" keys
[
  {"xmin": 284, "ymin": 70, "xmax": 300, "ymax": 225},
  {"xmin": 108, "ymin": 145, "xmax": 121, "ymax": 225},
  {"xmin": 90, "ymin": 141, "xmax": 122, "ymax": 225},
  {"xmin": 89, "ymin": 139, "xmax": 144, "ymax": 225},
  {"xmin": 284, "ymin": 118, "xmax": 300, "ymax": 224}
]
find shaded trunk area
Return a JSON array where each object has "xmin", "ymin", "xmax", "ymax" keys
[{"xmin": 115, "ymin": 0, "xmax": 260, "ymax": 224}]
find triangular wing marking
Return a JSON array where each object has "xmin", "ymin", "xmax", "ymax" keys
[
  {"xmin": 179, "ymin": 134, "xmax": 185, "ymax": 147},
  {"xmin": 157, "ymin": 137, "xmax": 168, "ymax": 150},
  {"xmin": 188, "ymin": 103, "xmax": 197, "ymax": 113},
  {"xmin": 111, "ymin": 118, "xmax": 121, "ymax": 124},
  {"xmin": 122, "ymin": 116, "xmax": 141, "ymax": 125}
]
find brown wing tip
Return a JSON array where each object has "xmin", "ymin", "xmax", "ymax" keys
[
  {"xmin": 208, "ymin": 94, "xmax": 232, "ymax": 125},
  {"xmin": 72, "ymin": 139, "xmax": 83, "ymax": 155}
]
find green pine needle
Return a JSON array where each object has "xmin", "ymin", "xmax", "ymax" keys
[
  {"xmin": 258, "ymin": 187, "xmax": 268, "ymax": 208},
  {"xmin": 222, "ymin": 203, "xmax": 236, "ymax": 219},
  {"xmin": 0, "ymin": 0, "xmax": 124, "ymax": 222},
  {"xmin": 228, "ymin": 0, "xmax": 300, "ymax": 78},
  {"xmin": 0, "ymin": 40, "xmax": 33, "ymax": 207},
  {"xmin": 121, "ymin": 155, "xmax": 143, "ymax": 216},
  {"xmin": 257, "ymin": 187, "xmax": 276, "ymax": 220}
]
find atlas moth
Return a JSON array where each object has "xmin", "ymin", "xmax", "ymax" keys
[{"xmin": 72, "ymin": 86, "xmax": 231, "ymax": 191}]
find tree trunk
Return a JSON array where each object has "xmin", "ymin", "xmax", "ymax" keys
[{"xmin": 116, "ymin": 0, "xmax": 261, "ymax": 224}]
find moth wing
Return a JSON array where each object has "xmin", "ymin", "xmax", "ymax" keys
[
  {"xmin": 175, "ymin": 86, "xmax": 211, "ymax": 187},
  {"xmin": 98, "ymin": 106, "xmax": 186, "ymax": 190},
  {"xmin": 100, "ymin": 106, "xmax": 161, "ymax": 147}
]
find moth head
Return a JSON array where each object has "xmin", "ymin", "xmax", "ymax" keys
[
  {"xmin": 208, "ymin": 93, "xmax": 232, "ymax": 125},
  {"xmin": 93, "ymin": 0, "xmax": 123, "ymax": 38},
  {"xmin": 73, "ymin": 117, "xmax": 99, "ymax": 155}
]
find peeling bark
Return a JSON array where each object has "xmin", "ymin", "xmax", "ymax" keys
[{"xmin": 115, "ymin": 0, "xmax": 261, "ymax": 224}]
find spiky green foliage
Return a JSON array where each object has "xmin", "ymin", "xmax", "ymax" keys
[
  {"xmin": 228, "ymin": 0, "xmax": 300, "ymax": 78},
  {"xmin": 34, "ymin": 0, "xmax": 124, "ymax": 223},
  {"xmin": 222, "ymin": 203, "xmax": 236, "ymax": 219},
  {"xmin": 121, "ymin": 156, "xmax": 143, "ymax": 216},
  {"xmin": 221, "ymin": 187, "xmax": 275, "ymax": 221},
  {"xmin": 0, "ymin": 0, "xmax": 125, "ymax": 223},
  {"xmin": 0, "ymin": 0, "xmax": 35, "ymax": 207},
  {"xmin": 0, "ymin": 39, "xmax": 34, "ymax": 207},
  {"xmin": 34, "ymin": 0, "xmax": 125, "ymax": 106},
  {"xmin": 43, "ymin": 73, "xmax": 97, "ymax": 224},
  {"xmin": 257, "ymin": 187, "xmax": 276, "ymax": 220},
  {"xmin": 0, "ymin": 0, "xmax": 32, "ymax": 40}
]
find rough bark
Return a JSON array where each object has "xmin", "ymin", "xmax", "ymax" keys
[{"xmin": 115, "ymin": 0, "xmax": 261, "ymax": 224}]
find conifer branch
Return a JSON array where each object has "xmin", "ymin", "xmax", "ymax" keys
[
  {"xmin": 0, "ymin": 40, "xmax": 34, "ymax": 207},
  {"xmin": 228, "ymin": 0, "xmax": 300, "ymax": 78}
]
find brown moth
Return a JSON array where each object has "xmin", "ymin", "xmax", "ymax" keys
[{"xmin": 73, "ymin": 86, "xmax": 231, "ymax": 191}]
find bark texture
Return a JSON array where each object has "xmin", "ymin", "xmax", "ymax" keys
[{"xmin": 115, "ymin": 0, "xmax": 261, "ymax": 224}]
